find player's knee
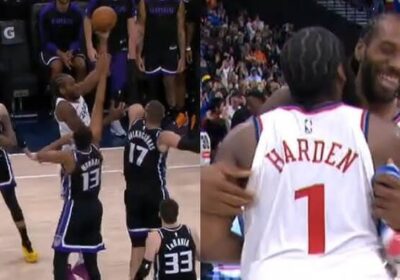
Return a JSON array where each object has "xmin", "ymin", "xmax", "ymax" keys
[
  {"xmin": 130, "ymin": 233, "xmax": 148, "ymax": 248},
  {"xmin": 50, "ymin": 60, "xmax": 63, "ymax": 76}
]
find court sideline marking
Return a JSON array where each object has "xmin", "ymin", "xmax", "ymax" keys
[
  {"xmin": 14, "ymin": 164, "xmax": 199, "ymax": 180},
  {"xmin": 10, "ymin": 146, "xmax": 199, "ymax": 180}
]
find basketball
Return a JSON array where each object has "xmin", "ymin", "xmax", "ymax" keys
[{"xmin": 91, "ymin": 6, "xmax": 117, "ymax": 33}]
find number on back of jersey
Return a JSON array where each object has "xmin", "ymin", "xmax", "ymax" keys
[
  {"xmin": 164, "ymin": 250, "xmax": 193, "ymax": 274},
  {"xmin": 82, "ymin": 168, "xmax": 100, "ymax": 191},
  {"xmin": 128, "ymin": 143, "xmax": 149, "ymax": 166}
]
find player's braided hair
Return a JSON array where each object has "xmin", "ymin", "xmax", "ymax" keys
[{"xmin": 280, "ymin": 26, "xmax": 346, "ymax": 108}]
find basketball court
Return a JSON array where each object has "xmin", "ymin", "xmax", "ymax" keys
[{"xmin": 0, "ymin": 148, "xmax": 199, "ymax": 279}]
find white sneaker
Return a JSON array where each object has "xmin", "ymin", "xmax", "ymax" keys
[{"xmin": 110, "ymin": 120, "xmax": 126, "ymax": 137}]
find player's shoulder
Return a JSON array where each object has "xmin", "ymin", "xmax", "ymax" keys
[
  {"xmin": 70, "ymin": 2, "xmax": 84, "ymax": 14},
  {"xmin": 40, "ymin": 2, "xmax": 56, "ymax": 15}
]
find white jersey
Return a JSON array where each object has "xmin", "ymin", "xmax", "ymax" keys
[
  {"xmin": 200, "ymin": 131, "xmax": 211, "ymax": 166},
  {"xmin": 242, "ymin": 103, "xmax": 390, "ymax": 280},
  {"xmin": 55, "ymin": 96, "xmax": 91, "ymax": 150}
]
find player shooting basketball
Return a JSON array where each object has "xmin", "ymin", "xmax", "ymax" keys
[
  {"xmin": 202, "ymin": 27, "xmax": 400, "ymax": 279},
  {"xmin": 29, "ymin": 49, "xmax": 110, "ymax": 280}
]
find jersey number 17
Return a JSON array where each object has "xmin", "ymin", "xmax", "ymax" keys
[{"xmin": 128, "ymin": 143, "xmax": 149, "ymax": 166}]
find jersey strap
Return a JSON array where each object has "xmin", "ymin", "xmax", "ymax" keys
[
  {"xmin": 360, "ymin": 110, "xmax": 370, "ymax": 142},
  {"xmin": 252, "ymin": 115, "xmax": 263, "ymax": 143}
]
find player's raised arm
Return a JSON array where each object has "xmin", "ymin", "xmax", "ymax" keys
[
  {"xmin": 128, "ymin": 103, "xmax": 145, "ymax": 128},
  {"xmin": 201, "ymin": 121, "xmax": 256, "ymax": 263},
  {"xmin": 157, "ymin": 131, "xmax": 199, "ymax": 153},
  {"xmin": 90, "ymin": 53, "xmax": 109, "ymax": 146},
  {"xmin": 135, "ymin": 231, "xmax": 162, "ymax": 280},
  {"xmin": 0, "ymin": 104, "xmax": 17, "ymax": 150}
]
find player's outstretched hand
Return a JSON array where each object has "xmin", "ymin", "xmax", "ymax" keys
[
  {"xmin": 24, "ymin": 148, "xmax": 38, "ymax": 162},
  {"xmin": 201, "ymin": 163, "xmax": 253, "ymax": 217}
]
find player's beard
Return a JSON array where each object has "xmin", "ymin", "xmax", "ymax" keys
[
  {"xmin": 342, "ymin": 61, "xmax": 366, "ymax": 108},
  {"xmin": 361, "ymin": 58, "xmax": 398, "ymax": 104}
]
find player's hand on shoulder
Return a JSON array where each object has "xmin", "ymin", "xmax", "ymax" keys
[
  {"xmin": 201, "ymin": 162, "xmax": 253, "ymax": 217},
  {"xmin": 373, "ymin": 164, "xmax": 400, "ymax": 230}
]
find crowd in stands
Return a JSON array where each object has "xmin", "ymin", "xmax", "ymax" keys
[{"xmin": 200, "ymin": 2, "xmax": 293, "ymax": 159}]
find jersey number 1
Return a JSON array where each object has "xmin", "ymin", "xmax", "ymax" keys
[{"xmin": 294, "ymin": 184, "xmax": 325, "ymax": 254}]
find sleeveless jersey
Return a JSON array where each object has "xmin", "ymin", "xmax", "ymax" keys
[
  {"xmin": 64, "ymin": 144, "xmax": 103, "ymax": 200},
  {"xmin": 123, "ymin": 119, "xmax": 166, "ymax": 190},
  {"xmin": 241, "ymin": 103, "xmax": 390, "ymax": 279},
  {"xmin": 200, "ymin": 131, "xmax": 211, "ymax": 166},
  {"xmin": 144, "ymin": 0, "xmax": 180, "ymax": 52},
  {"xmin": 55, "ymin": 96, "xmax": 90, "ymax": 150},
  {"xmin": 155, "ymin": 225, "xmax": 197, "ymax": 280}
]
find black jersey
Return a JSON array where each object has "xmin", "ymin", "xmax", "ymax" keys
[
  {"xmin": 66, "ymin": 144, "xmax": 103, "ymax": 200},
  {"xmin": 144, "ymin": 0, "xmax": 181, "ymax": 52},
  {"xmin": 123, "ymin": 119, "xmax": 166, "ymax": 190},
  {"xmin": 154, "ymin": 225, "xmax": 197, "ymax": 280},
  {"xmin": 86, "ymin": 0, "xmax": 136, "ymax": 53}
]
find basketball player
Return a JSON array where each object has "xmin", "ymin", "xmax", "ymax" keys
[
  {"xmin": 136, "ymin": 0, "xmax": 186, "ymax": 120},
  {"xmin": 202, "ymin": 27, "xmax": 400, "ymax": 279},
  {"xmin": 30, "ymin": 54, "xmax": 108, "ymax": 280},
  {"xmin": 123, "ymin": 100, "xmax": 198, "ymax": 279},
  {"xmin": 135, "ymin": 198, "xmax": 199, "ymax": 280},
  {"xmin": 0, "ymin": 104, "xmax": 38, "ymax": 263},
  {"xmin": 202, "ymin": 12, "xmax": 400, "ymax": 219},
  {"xmin": 39, "ymin": 0, "xmax": 87, "ymax": 81},
  {"xmin": 84, "ymin": 0, "xmax": 136, "ymax": 136}
]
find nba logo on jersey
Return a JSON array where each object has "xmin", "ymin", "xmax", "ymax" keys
[{"xmin": 304, "ymin": 119, "xmax": 312, "ymax": 134}]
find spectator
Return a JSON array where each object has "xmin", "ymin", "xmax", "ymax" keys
[
  {"xmin": 39, "ymin": 0, "xmax": 87, "ymax": 81},
  {"xmin": 136, "ymin": 0, "xmax": 186, "ymax": 125},
  {"xmin": 84, "ymin": 0, "xmax": 136, "ymax": 137},
  {"xmin": 202, "ymin": 97, "xmax": 228, "ymax": 161}
]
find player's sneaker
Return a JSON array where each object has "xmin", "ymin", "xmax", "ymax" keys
[
  {"xmin": 110, "ymin": 120, "xmax": 126, "ymax": 137},
  {"xmin": 72, "ymin": 263, "xmax": 89, "ymax": 279},
  {"xmin": 22, "ymin": 246, "xmax": 38, "ymax": 263}
]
